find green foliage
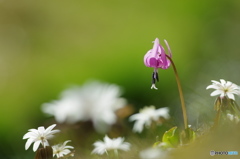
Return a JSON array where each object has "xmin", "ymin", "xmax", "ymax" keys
[{"xmin": 162, "ymin": 126, "xmax": 180, "ymax": 148}]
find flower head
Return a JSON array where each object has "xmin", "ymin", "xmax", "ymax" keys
[
  {"xmin": 206, "ymin": 79, "xmax": 240, "ymax": 100},
  {"xmin": 144, "ymin": 38, "xmax": 172, "ymax": 89},
  {"xmin": 92, "ymin": 135, "xmax": 131, "ymax": 155},
  {"xmin": 129, "ymin": 106, "xmax": 170, "ymax": 133},
  {"xmin": 42, "ymin": 81, "xmax": 127, "ymax": 133},
  {"xmin": 52, "ymin": 140, "xmax": 74, "ymax": 158},
  {"xmin": 23, "ymin": 124, "xmax": 60, "ymax": 152}
]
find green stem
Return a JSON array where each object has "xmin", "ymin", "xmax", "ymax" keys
[
  {"xmin": 166, "ymin": 55, "xmax": 188, "ymax": 129},
  {"xmin": 114, "ymin": 149, "xmax": 119, "ymax": 159}
]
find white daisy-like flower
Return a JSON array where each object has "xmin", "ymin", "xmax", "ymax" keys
[
  {"xmin": 129, "ymin": 106, "xmax": 170, "ymax": 133},
  {"xmin": 23, "ymin": 124, "xmax": 60, "ymax": 152},
  {"xmin": 92, "ymin": 135, "xmax": 131, "ymax": 155},
  {"xmin": 42, "ymin": 81, "xmax": 127, "ymax": 133},
  {"xmin": 206, "ymin": 79, "xmax": 240, "ymax": 100},
  {"xmin": 52, "ymin": 140, "xmax": 74, "ymax": 158}
]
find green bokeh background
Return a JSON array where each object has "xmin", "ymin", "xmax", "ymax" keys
[{"xmin": 1, "ymin": 0, "xmax": 240, "ymax": 158}]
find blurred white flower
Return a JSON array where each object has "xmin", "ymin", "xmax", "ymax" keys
[
  {"xmin": 129, "ymin": 106, "xmax": 170, "ymax": 133},
  {"xmin": 206, "ymin": 79, "xmax": 240, "ymax": 100},
  {"xmin": 227, "ymin": 113, "xmax": 240, "ymax": 123},
  {"xmin": 23, "ymin": 124, "xmax": 60, "ymax": 152},
  {"xmin": 42, "ymin": 81, "xmax": 127, "ymax": 133},
  {"xmin": 139, "ymin": 147, "xmax": 168, "ymax": 159},
  {"xmin": 52, "ymin": 140, "xmax": 74, "ymax": 158},
  {"xmin": 92, "ymin": 135, "xmax": 131, "ymax": 155}
]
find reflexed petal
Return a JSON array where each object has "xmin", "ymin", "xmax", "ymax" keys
[
  {"xmin": 152, "ymin": 38, "xmax": 160, "ymax": 55},
  {"xmin": 164, "ymin": 39, "xmax": 172, "ymax": 57},
  {"xmin": 44, "ymin": 124, "xmax": 56, "ymax": 134},
  {"xmin": 62, "ymin": 140, "xmax": 71, "ymax": 146},
  {"xmin": 47, "ymin": 129, "xmax": 60, "ymax": 136},
  {"xmin": 64, "ymin": 146, "xmax": 74, "ymax": 149}
]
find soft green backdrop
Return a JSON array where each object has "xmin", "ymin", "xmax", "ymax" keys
[{"xmin": 0, "ymin": 0, "xmax": 240, "ymax": 158}]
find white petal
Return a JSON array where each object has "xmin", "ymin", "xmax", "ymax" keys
[
  {"xmin": 62, "ymin": 140, "xmax": 71, "ymax": 146},
  {"xmin": 206, "ymin": 84, "xmax": 220, "ymax": 90},
  {"xmin": 47, "ymin": 129, "xmax": 60, "ymax": 136},
  {"xmin": 210, "ymin": 90, "xmax": 222, "ymax": 96},
  {"xmin": 156, "ymin": 107, "xmax": 170, "ymax": 119},
  {"xmin": 38, "ymin": 126, "xmax": 45, "ymax": 134},
  {"xmin": 227, "ymin": 93, "xmax": 235, "ymax": 100},
  {"xmin": 132, "ymin": 120, "xmax": 145, "ymax": 133},
  {"xmin": 220, "ymin": 79, "xmax": 226, "ymax": 85},
  {"xmin": 64, "ymin": 146, "xmax": 74, "ymax": 149},
  {"xmin": 25, "ymin": 138, "xmax": 34, "ymax": 150},
  {"xmin": 33, "ymin": 140, "xmax": 41, "ymax": 152},
  {"xmin": 119, "ymin": 142, "xmax": 131, "ymax": 151},
  {"xmin": 104, "ymin": 135, "xmax": 112, "ymax": 145},
  {"xmin": 61, "ymin": 149, "xmax": 71, "ymax": 155},
  {"xmin": 44, "ymin": 124, "xmax": 56, "ymax": 134},
  {"xmin": 23, "ymin": 132, "xmax": 35, "ymax": 139},
  {"xmin": 211, "ymin": 80, "xmax": 221, "ymax": 85}
]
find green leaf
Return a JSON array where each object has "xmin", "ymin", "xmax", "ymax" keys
[{"xmin": 162, "ymin": 126, "xmax": 180, "ymax": 148}]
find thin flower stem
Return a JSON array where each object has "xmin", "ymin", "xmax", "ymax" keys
[
  {"xmin": 114, "ymin": 149, "xmax": 119, "ymax": 159},
  {"xmin": 166, "ymin": 55, "xmax": 188, "ymax": 129},
  {"xmin": 212, "ymin": 109, "xmax": 221, "ymax": 129}
]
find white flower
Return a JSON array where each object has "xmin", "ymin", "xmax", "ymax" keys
[
  {"xmin": 227, "ymin": 113, "xmax": 240, "ymax": 123},
  {"xmin": 92, "ymin": 135, "xmax": 131, "ymax": 155},
  {"xmin": 42, "ymin": 81, "xmax": 127, "ymax": 133},
  {"xmin": 129, "ymin": 106, "xmax": 170, "ymax": 133},
  {"xmin": 206, "ymin": 79, "xmax": 240, "ymax": 100},
  {"xmin": 52, "ymin": 140, "xmax": 74, "ymax": 158},
  {"xmin": 139, "ymin": 147, "xmax": 169, "ymax": 159},
  {"xmin": 23, "ymin": 124, "xmax": 60, "ymax": 152}
]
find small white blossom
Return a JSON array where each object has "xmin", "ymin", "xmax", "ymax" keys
[
  {"xmin": 42, "ymin": 81, "xmax": 127, "ymax": 133},
  {"xmin": 206, "ymin": 79, "xmax": 240, "ymax": 100},
  {"xmin": 140, "ymin": 147, "xmax": 167, "ymax": 159},
  {"xmin": 129, "ymin": 106, "xmax": 170, "ymax": 133},
  {"xmin": 52, "ymin": 140, "xmax": 74, "ymax": 158},
  {"xmin": 23, "ymin": 124, "xmax": 60, "ymax": 152},
  {"xmin": 227, "ymin": 113, "xmax": 240, "ymax": 123},
  {"xmin": 92, "ymin": 135, "xmax": 131, "ymax": 155}
]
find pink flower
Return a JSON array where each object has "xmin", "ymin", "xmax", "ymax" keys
[{"xmin": 144, "ymin": 38, "xmax": 172, "ymax": 89}]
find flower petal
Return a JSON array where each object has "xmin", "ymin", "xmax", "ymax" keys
[
  {"xmin": 33, "ymin": 140, "xmax": 41, "ymax": 152},
  {"xmin": 227, "ymin": 93, "xmax": 235, "ymax": 100},
  {"xmin": 44, "ymin": 124, "xmax": 56, "ymax": 134},
  {"xmin": 210, "ymin": 90, "xmax": 222, "ymax": 96},
  {"xmin": 25, "ymin": 138, "xmax": 34, "ymax": 150}
]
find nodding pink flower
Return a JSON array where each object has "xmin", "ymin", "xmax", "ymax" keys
[{"xmin": 144, "ymin": 38, "xmax": 172, "ymax": 89}]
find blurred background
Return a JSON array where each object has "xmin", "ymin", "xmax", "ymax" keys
[{"xmin": 0, "ymin": 0, "xmax": 240, "ymax": 158}]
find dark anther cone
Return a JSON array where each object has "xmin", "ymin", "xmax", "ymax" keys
[{"xmin": 34, "ymin": 146, "xmax": 53, "ymax": 159}]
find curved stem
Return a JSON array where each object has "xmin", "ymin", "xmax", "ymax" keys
[{"xmin": 166, "ymin": 55, "xmax": 188, "ymax": 129}]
